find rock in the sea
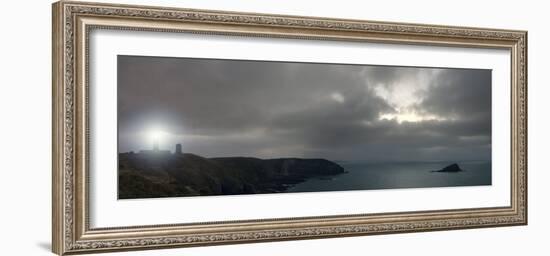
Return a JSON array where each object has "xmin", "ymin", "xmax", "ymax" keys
[{"xmin": 435, "ymin": 163, "xmax": 463, "ymax": 172}]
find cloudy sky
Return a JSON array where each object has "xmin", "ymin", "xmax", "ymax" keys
[{"xmin": 118, "ymin": 55, "xmax": 491, "ymax": 162}]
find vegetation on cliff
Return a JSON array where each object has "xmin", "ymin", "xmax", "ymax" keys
[{"xmin": 118, "ymin": 152, "xmax": 345, "ymax": 199}]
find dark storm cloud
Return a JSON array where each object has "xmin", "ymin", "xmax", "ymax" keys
[
  {"xmin": 118, "ymin": 55, "xmax": 491, "ymax": 162},
  {"xmin": 415, "ymin": 69, "xmax": 491, "ymax": 123}
]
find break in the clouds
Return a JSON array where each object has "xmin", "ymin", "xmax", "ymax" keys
[{"xmin": 118, "ymin": 55, "xmax": 491, "ymax": 162}]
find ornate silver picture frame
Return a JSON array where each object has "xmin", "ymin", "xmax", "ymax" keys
[{"xmin": 52, "ymin": 1, "xmax": 527, "ymax": 255}]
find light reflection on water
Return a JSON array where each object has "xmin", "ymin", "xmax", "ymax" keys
[{"xmin": 287, "ymin": 161, "xmax": 492, "ymax": 193}]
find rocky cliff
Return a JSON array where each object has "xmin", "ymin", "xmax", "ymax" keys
[{"xmin": 118, "ymin": 152, "xmax": 345, "ymax": 199}]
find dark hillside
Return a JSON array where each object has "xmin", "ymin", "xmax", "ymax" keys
[{"xmin": 118, "ymin": 153, "xmax": 344, "ymax": 199}]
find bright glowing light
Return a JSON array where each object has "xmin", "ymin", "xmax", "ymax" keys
[
  {"xmin": 379, "ymin": 110, "xmax": 445, "ymax": 124},
  {"xmin": 149, "ymin": 130, "xmax": 165, "ymax": 141},
  {"xmin": 146, "ymin": 129, "xmax": 169, "ymax": 149}
]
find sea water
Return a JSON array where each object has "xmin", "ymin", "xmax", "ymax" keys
[{"xmin": 287, "ymin": 161, "xmax": 491, "ymax": 193}]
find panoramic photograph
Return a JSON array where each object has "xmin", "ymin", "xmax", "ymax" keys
[{"xmin": 117, "ymin": 55, "xmax": 492, "ymax": 199}]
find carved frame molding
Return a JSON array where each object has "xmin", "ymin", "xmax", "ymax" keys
[{"xmin": 52, "ymin": 1, "xmax": 527, "ymax": 255}]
